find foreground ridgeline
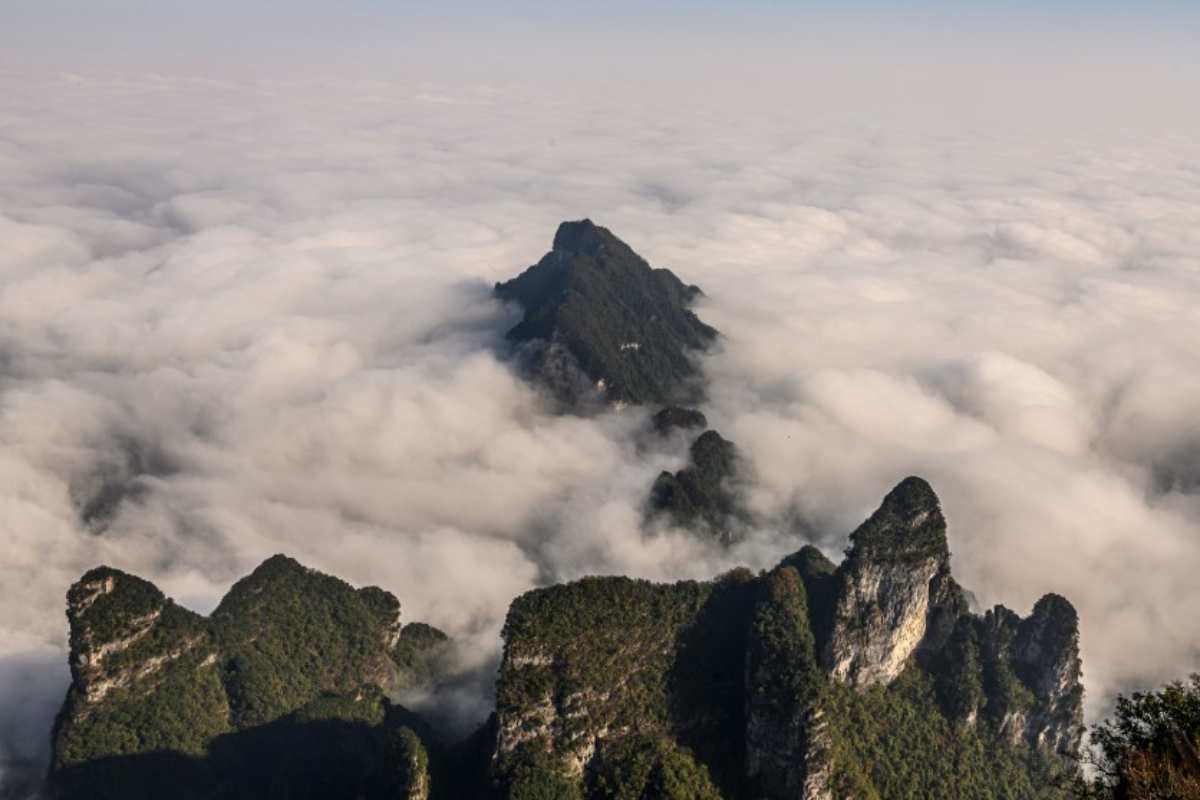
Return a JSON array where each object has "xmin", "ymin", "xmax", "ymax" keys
[
  {"xmin": 493, "ymin": 476, "xmax": 1083, "ymax": 799},
  {"xmin": 50, "ymin": 555, "xmax": 448, "ymax": 800},
  {"xmin": 50, "ymin": 479, "xmax": 1085, "ymax": 799},
  {"xmin": 495, "ymin": 219, "xmax": 718, "ymax": 410}
]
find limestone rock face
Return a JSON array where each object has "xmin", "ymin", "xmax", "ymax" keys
[
  {"xmin": 826, "ymin": 477, "xmax": 951, "ymax": 686},
  {"xmin": 49, "ymin": 476, "xmax": 1089, "ymax": 799},
  {"xmin": 495, "ymin": 219, "xmax": 718, "ymax": 409},
  {"xmin": 65, "ymin": 567, "xmax": 216, "ymax": 706},
  {"xmin": 490, "ymin": 573, "xmax": 755, "ymax": 795}
]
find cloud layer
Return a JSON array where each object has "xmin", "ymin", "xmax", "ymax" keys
[{"xmin": 1, "ymin": 64, "xmax": 1198, "ymax": 790}]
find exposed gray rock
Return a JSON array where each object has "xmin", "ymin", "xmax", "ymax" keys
[{"xmin": 825, "ymin": 477, "xmax": 950, "ymax": 686}]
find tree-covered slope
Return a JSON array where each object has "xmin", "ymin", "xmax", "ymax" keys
[
  {"xmin": 48, "ymin": 479, "xmax": 1088, "ymax": 800},
  {"xmin": 495, "ymin": 219, "xmax": 718, "ymax": 409},
  {"xmin": 49, "ymin": 556, "xmax": 448, "ymax": 800},
  {"xmin": 487, "ymin": 477, "xmax": 1085, "ymax": 800}
]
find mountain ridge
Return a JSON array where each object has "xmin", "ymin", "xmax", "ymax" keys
[{"xmin": 48, "ymin": 478, "xmax": 1085, "ymax": 800}]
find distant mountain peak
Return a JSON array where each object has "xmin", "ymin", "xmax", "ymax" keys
[
  {"xmin": 551, "ymin": 218, "xmax": 620, "ymax": 256},
  {"xmin": 495, "ymin": 220, "xmax": 717, "ymax": 409}
]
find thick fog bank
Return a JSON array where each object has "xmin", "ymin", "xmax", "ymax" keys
[{"xmin": 0, "ymin": 70, "xmax": 1198, "ymax": 788}]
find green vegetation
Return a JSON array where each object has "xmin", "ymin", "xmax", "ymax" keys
[
  {"xmin": 213, "ymin": 554, "xmax": 401, "ymax": 727},
  {"xmin": 979, "ymin": 609, "xmax": 1038, "ymax": 725},
  {"xmin": 934, "ymin": 618, "xmax": 985, "ymax": 722},
  {"xmin": 590, "ymin": 735, "xmax": 722, "ymax": 800},
  {"xmin": 506, "ymin": 744, "xmax": 586, "ymax": 800},
  {"xmin": 1084, "ymin": 674, "xmax": 1200, "ymax": 799},
  {"xmin": 495, "ymin": 219, "xmax": 718, "ymax": 407},
  {"xmin": 778, "ymin": 545, "xmax": 837, "ymax": 652},
  {"xmin": 54, "ymin": 490, "xmax": 1089, "ymax": 800},
  {"xmin": 494, "ymin": 531, "xmax": 1082, "ymax": 800},
  {"xmin": 747, "ymin": 566, "xmax": 821, "ymax": 716},
  {"xmin": 845, "ymin": 476, "xmax": 948, "ymax": 563},
  {"xmin": 648, "ymin": 430, "xmax": 750, "ymax": 543},
  {"xmin": 53, "ymin": 644, "xmax": 230, "ymax": 767},
  {"xmin": 745, "ymin": 567, "xmax": 822, "ymax": 797},
  {"xmin": 498, "ymin": 575, "xmax": 716, "ymax": 738},
  {"xmin": 51, "ymin": 556, "xmax": 444, "ymax": 800},
  {"xmin": 824, "ymin": 666, "xmax": 1070, "ymax": 800},
  {"xmin": 496, "ymin": 571, "xmax": 757, "ymax": 798},
  {"xmin": 393, "ymin": 621, "xmax": 450, "ymax": 689}
]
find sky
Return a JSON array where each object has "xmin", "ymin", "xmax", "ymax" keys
[{"xmin": 1, "ymin": 2, "xmax": 1200, "ymax": 795}]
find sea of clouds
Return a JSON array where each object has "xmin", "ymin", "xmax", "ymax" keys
[{"xmin": 1, "ymin": 60, "xmax": 1198, "ymax": 791}]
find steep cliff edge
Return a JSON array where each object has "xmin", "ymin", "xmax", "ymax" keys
[
  {"xmin": 48, "ymin": 479, "xmax": 1085, "ymax": 799},
  {"xmin": 49, "ymin": 556, "xmax": 447, "ymax": 800},
  {"xmin": 825, "ymin": 476, "xmax": 962, "ymax": 687},
  {"xmin": 488, "ymin": 476, "xmax": 1085, "ymax": 799}
]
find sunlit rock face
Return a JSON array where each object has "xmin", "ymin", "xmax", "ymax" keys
[
  {"xmin": 494, "ymin": 219, "xmax": 718, "ymax": 410},
  {"xmin": 825, "ymin": 476, "xmax": 952, "ymax": 687}
]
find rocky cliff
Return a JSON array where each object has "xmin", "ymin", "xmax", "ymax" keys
[
  {"xmin": 825, "ymin": 476, "xmax": 962, "ymax": 687},
  {"xmin": 495, "ymin": 220, "xmax": 718, "ymax": 409},
  {"xmin": 49, "ymin": 555, "xmax": 447, "ymax": 800},
  {"xmin": 48, "ymin": 480, "xmax": 1085, "ymax": 800},
  {"xmin": 487, "ymin": 476, "xmax": 1085, "ymax": 799}
]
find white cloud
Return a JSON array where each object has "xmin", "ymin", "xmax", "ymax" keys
[{"xmin": 0, "ymin": 64, "xmax": 1198, "ymax": 789}]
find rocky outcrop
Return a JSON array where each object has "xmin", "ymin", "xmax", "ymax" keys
[
  {"xmin": 647, "ymin": 429, "xmax": 752, "ymax": 544},
  {"xmin": 488, "ymin": 476, "xmax": 1087, "ymax": 798},
  {"xmin": 495, "ymin": 219, "xmax": 718, "ymax": 409},
  {"xmin": 64, "ymin": 567, "xmax": 215, "ymax": 705},
  {"xmin": 48, "ymin": 478, "xmax": 1087, "ymax": 800},
  {"xmin": 490, "ymin": 573, "xmax": 755, "ymax": 796},
  {"xmin": 50, "ymin": 557, "xmax": 445, "ymax": 800},
  {"xmin": 825, "ymin": 477, "xmax": 951, "ymax": 686},
  {"xmin": 1010, "ymin": 594, "xmax": 1085, "ymax": 755}
]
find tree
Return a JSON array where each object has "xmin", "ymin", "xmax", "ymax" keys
[{"xmin": 1084, "ymin": 674, "xmax": 1200, "ymax": 799}]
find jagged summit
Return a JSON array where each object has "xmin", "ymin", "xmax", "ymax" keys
[
  {"xmin": 827, "ymin": 477, "xmax": 954, "ymax": 686},
  {"xmin": 48, "ymin": 481, "xmax": 1087, "ymax": 799},
  {"xmin": 845, "ymin": 475, "xmax": 949, "ymax": 563},
  {"xmin": 551, "ymin": 218, "xmax": 628, "ymax": 256},
  {"xmin": 491, "ymin": 476, "xmax": 1084, "ymax": 799},
  {"xmin": 495, "ymin": 219, "xmax": 717, "ymax": 409}
]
